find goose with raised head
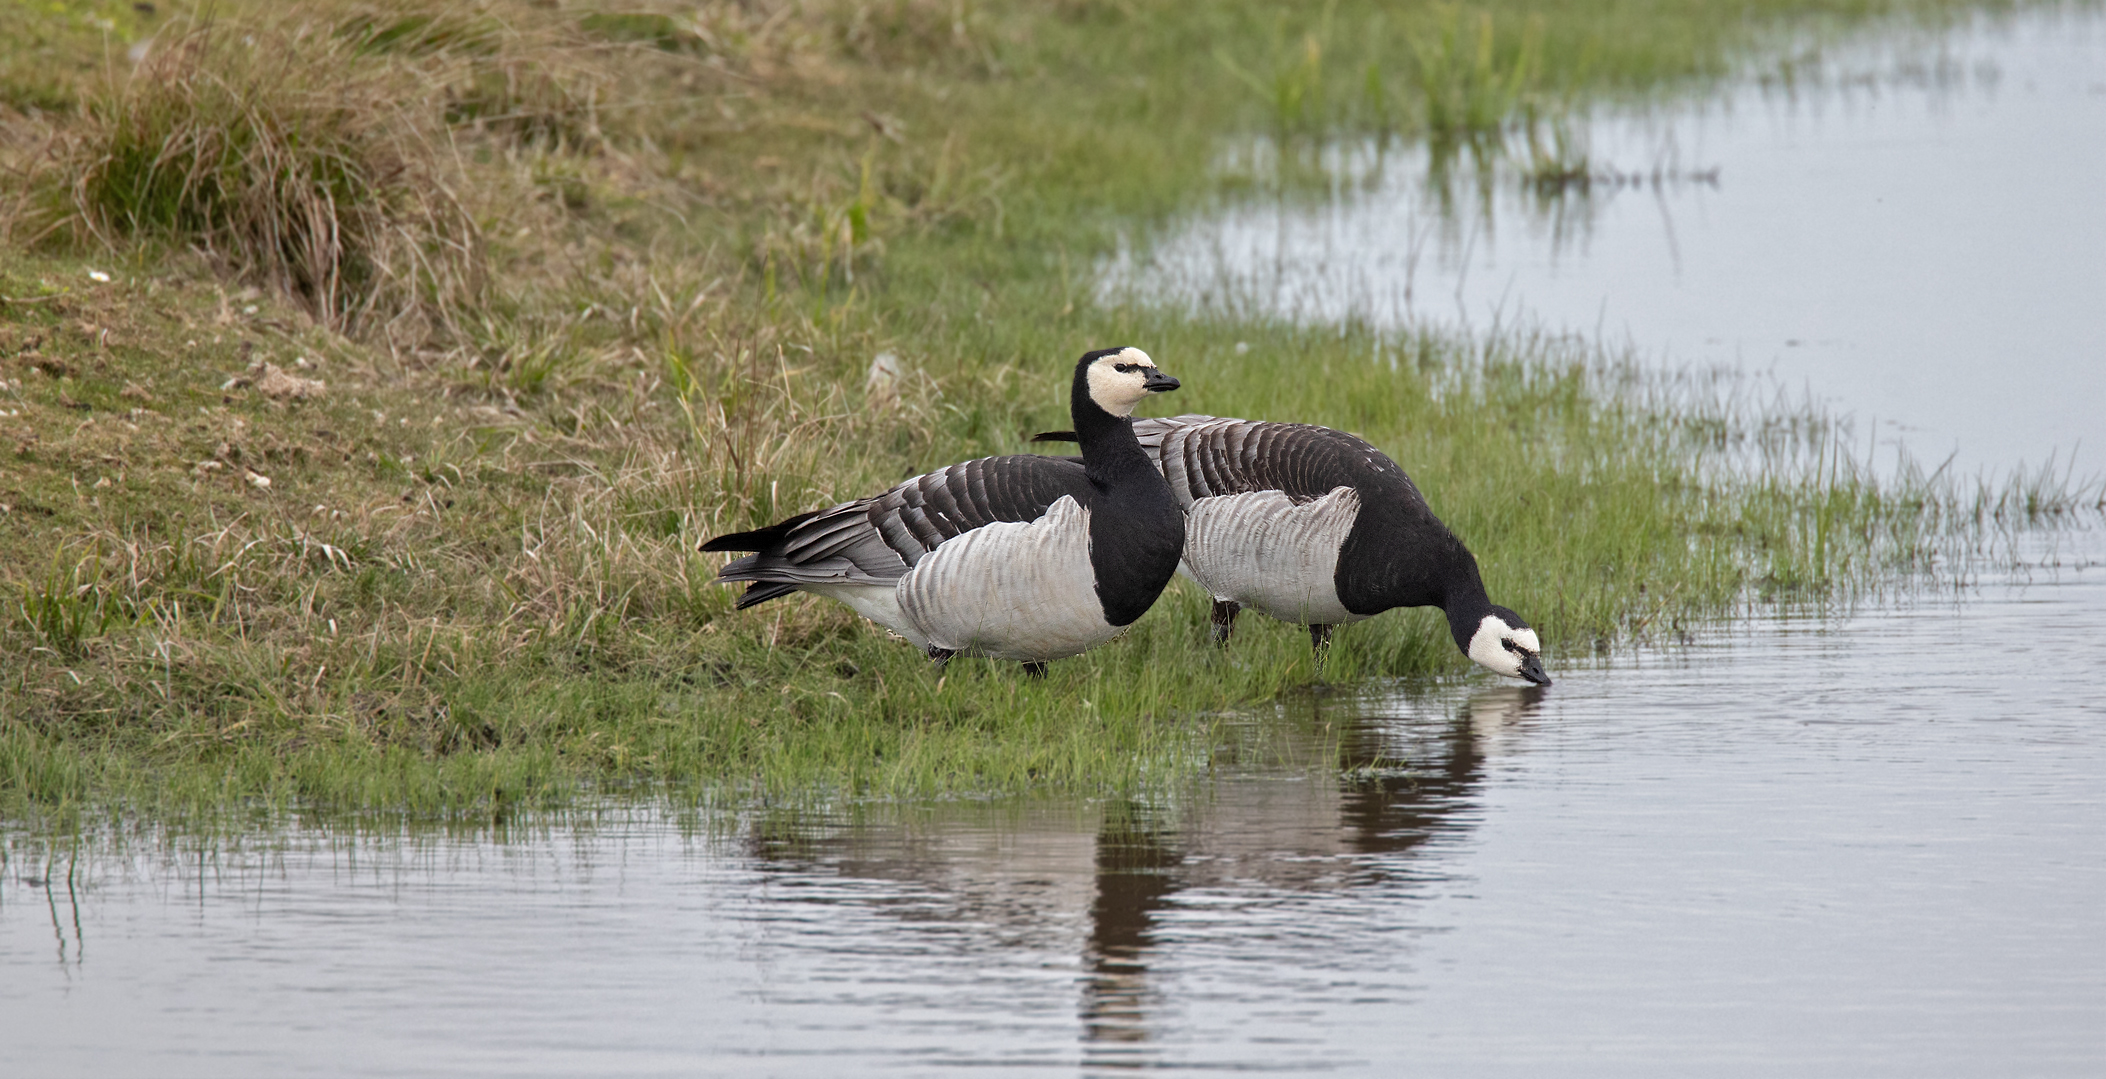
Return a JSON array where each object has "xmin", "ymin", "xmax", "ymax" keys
[
  {"xmin": 1034, "ymin": 414, "xmax": 1550, "ymax": 684},
  {"xmin": 702, "ymin": 348, "xmax": 1185, "ymax": 676}
]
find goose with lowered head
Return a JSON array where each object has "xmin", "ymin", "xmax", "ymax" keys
[{"xmin": 1035, "ymin": 413, "xmax": 1549, "ymax": 684}]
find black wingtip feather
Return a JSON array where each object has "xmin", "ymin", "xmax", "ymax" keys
[
  {"xmin": 734, "ymin": 581, "xmax": 802, "ymax": 609},
  {"xmin": 700, "ymin": 510, "xmax": 823, "ymax": 553},
  {"xmin": 1030, "ymin": 431, "xmax": 1078, "ymax": 443}
]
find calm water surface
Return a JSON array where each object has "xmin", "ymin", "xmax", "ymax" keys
[
  {"xmin": 1112, "ymin": 8, "xmax": 2106, "ymax": 472},
  {"xmin": 5, "ymin": 533, "xmax": 2103, "ymax": 1075}
]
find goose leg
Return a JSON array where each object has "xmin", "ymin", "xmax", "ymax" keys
[
  {"xmin": 1308, "ymin": 623, "xmax": 1334, "ymax": 676},
  {"xmin": 1021, "ymin": 661, "xmax": 1049, "ymax": 679},
  {"xmin": 1209, "ymin": 599, "xmax": 1241, "ymax": 646},
  {"xmin": 927, "ymin": 646, "xmax": 957, "ymax": 671}
]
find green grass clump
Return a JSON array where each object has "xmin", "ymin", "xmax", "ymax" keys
[{"xmin": 48, "ymin": 23, "xmax": 480, "ymax": 337}]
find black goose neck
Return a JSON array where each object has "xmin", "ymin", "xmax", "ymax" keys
[
  {"xmin": 1442, "ymin": 573, "xmax": 1496, "ymax": 653},
  {"xmin": 1070, "ymin": 370, "xmax": 1152, "ymax": 484}
]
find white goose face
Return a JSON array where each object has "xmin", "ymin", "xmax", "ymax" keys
[
  {"xmin": 1466, "ymin": 612, "xmax": 1550, "ymax": 685},
  {"xmin": 1084, "ymin": 347, "xmax": 1177, "ymax": 416}
]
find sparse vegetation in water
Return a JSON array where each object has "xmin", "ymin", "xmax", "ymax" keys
[
  {"xmin": 0, "ymin": 0, "xmax": 2095, "ymax": 822},
  {"xmin": 1409, "ymin": 7, "xmax": 1543, "ymax": 153}
]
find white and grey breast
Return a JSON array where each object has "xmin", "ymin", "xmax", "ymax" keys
[
  {"xmin": 1181, "ymin": 485, "xmax": 1365, "ymax": 624},
  {"xmin": 894, "ymin": 494, "xmax": 1113, "ymax": 659}
]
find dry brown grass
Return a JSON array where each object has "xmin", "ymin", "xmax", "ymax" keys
[
  {"xmin": 25, "ymin": 22, "xmax": 478, "ymax": 340},
  {"xmin": 3, "ymin": 1, "xmax": 922, "ymax": 352}
]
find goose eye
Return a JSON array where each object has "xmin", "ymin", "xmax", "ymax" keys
[
  {"xmin": 1114, "ymin": 363, "xmax": 1136, "ymax": 373},
  {"xmin": 1501, "ymin": 638, "xmax": 1522, "ymax": 654}
]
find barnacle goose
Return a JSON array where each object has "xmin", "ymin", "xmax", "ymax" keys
[
  {"xmin": 701, "ymin": 348, "xmax": 1185, "ymax": 676},
  {"xmin": 1034, "ymin": 414, "xmax": 1550, "ymax": 685}
]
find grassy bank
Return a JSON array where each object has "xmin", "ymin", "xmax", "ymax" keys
[{"xmin": 1, "ymin": 0, "xmax": 2091, "ymax": 820}]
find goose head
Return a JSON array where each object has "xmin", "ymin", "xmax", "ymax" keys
[
  {"xmin": 1080, "ymin": 346, "xmax": 1179, "ymax": 417},
  {"xmin": 1465, "ymin": 606, "xmax": 1551, "ymax": 686}
]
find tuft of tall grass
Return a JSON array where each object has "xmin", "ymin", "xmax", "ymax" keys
[
  {"xmin": 49, "ymin": 22, "xmax": 484, "ymax": 338},
  {"xmin": 14, "ymin": 549, "xmax": 138, "ymax": 661}
]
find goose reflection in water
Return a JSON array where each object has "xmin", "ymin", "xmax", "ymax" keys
[
  {"xmin": 1077, "ymin": 685, "xmax": 1545, "ymax": 1061},
  {"xmin": 736, "ymin": 685, "xmax": 1546, "ymax": 1062}
]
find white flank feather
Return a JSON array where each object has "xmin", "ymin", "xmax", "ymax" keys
[
  {"xmin": 896, "ymin": 496, "xmax": 1115, "ymax": 661},
  {"xmin": 1183, "ymin": 487, "xmax": 1366, "ymax": 626},
  {"xmin": 802, "ymin": 583, "xmax": 930, "ymax": 650}
]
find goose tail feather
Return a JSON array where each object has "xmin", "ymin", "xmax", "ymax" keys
[{"xmin": 700, "ymin": 510, "xmax": 822, "ymax": 553}]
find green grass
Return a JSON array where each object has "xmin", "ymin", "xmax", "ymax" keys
[{"xmin": 1, "ymin": 0, "xmax": 2097, "ymax": 825}]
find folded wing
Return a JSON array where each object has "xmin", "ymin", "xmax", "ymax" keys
[{"xmin": 702, "ymin": 455, "xmax": 1092, "ymax": 609}]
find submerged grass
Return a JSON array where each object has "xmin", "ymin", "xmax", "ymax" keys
[{"xmin": 1, "ymin": 0, "xmax": 2096, "ymax": 824}]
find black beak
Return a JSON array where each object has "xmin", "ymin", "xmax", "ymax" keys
[
  {"xmin": 1517, "ymin": 653, "xmax": 1552, "ymax": 687},
  {"xmin": 1143, "ymin": 369, "xmax": 1180, "ymax": 393}
]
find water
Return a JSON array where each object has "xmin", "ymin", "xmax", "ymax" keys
[
  {"xmin": 5, "ymin": 533, "xmax": 2104, "ymax": 1075},
  {"xmin": 1110, "ymin": 9, "xmax": 2106, "ymax": 473}
]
